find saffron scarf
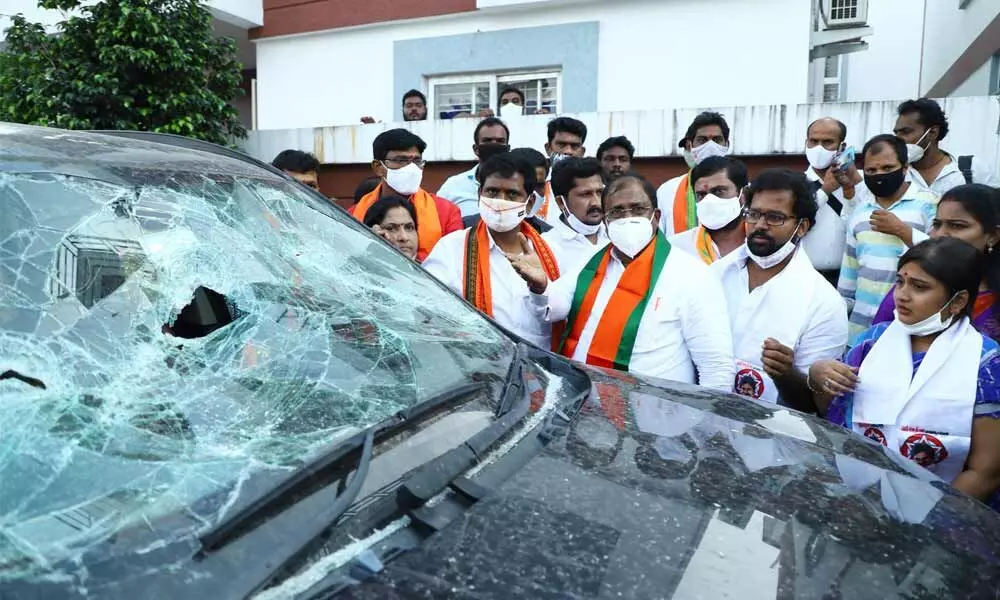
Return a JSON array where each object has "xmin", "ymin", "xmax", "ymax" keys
[
  {"xmin": 557, "ymin": 233, "xmax": 670, "ymax": 370},
  {"xmin": 461, "ymin": 220, "xmax": 564, "ymax": 348},
  {"xmin": 671, "ymin": 173, "xmax": 697, "ymax": 234},
  {"xmin": 694, "ymin": 225, "xmax": 719, "ymax": 265},
  {"xmin": 537, "ymin": 181, "xmax": 553, "ymax": 219},
  {"xmin": 352, "ymin": 183, "xmax": 442, "ymax": 260}
]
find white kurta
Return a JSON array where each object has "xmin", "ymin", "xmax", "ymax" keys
[
  {"xmin": 713, "ymin": 247, "xmax": 848, "ymax": 405},
  {"xmin": 655, "ymin": 174, "xmax": 688, "ymax": 235},
  {"xmin": 541, "ymin": 216, "xmax": 608, "ymax": 274},
  {"xmin": 852, "ymin": 318, "xmax": 982, "ymax": 483},
  {"xmin": 801, "ymin": 167, "xmax": 866, "ymax": 271},
  {"xmin": 529, "ymin": 243, "xmax": 735, "ymax": 390},
  {"xmin": 667, "ymin": 227, "xmax": 718, "ymax": 262},
  {"xmin": 422, "ymin": 228, "xmax": 552, "ymax": 349}
]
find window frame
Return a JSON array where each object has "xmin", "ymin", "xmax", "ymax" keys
[{"xmin": 426, "ymin": 69, "xmax": 563, "ymax": 119}]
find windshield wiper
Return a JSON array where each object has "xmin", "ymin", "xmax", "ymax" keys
[{"xmin": 198, "ymin": 381, "xmax": 487, "ymax": 553}]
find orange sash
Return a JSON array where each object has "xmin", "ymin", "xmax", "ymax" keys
[
  {"xmin": 352, "ymin": 183, "xmax": 442, "ymax": 260},
  {"xmin": 537, "ymin": 181, "xmax": 552, "ymax": 219},
  {"xmin": 694, "ymin": 225, "xmax": 719, "ymax": 265},
  {"xmin": 462, "ymin": 220, "xmax": 564, "ymax": 350},
  {"xmin": 671, "ymin": 173, "xmax": 696, "ymax": 234}
]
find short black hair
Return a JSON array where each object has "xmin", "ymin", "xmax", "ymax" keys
[
  {"xmin": 373, "ymin": 128, "xmax": 427, "ymax": 161},
  {"xmin": 602, "ymin": 171, "xmax": 658, "ymax": 211},
  {"xmin": 509, "ymin": 147, "xmax": 548, "ymax": 171},
  {"xmin": 547, "ymin": 117, "xmax": 587, "ymax": 144},
  {"xmin": 898, "ymin": 237, "xmax": 983, "ymax": 317},
  {"xmin": 745, "ymin": 168, "xmax": 817, "ymax": 226},
  {"xmin": 862, "ymin": 133, "xmax": 908, "ymax": 166},
  {"xmin": 690, "ymin": 156, "xmax": 749, "ymax": 191},
  {"xmin": 807, "ymin": 118, "xmax": 848, "ymax": 143},
  {"xmin": 363, "ymin": 195, "xmax": 418, "ymax": 229},
  {"xmin": 499, "ymin": 87, "xmax": 525, "ymax": 104},
  {"xmin": 354, "ymin": 175, "xmax": 382, "ymax": 204},
  {"xmin": 402, "ymin": 89, "xmax": 426, "ymax": 106},
  {"xmin": 271, "ymin": 149, "xmax": 319, "ymax": 173},
  {"xmin": 551, "ymin": 157, "xmax": 606, "ymax": 198},
  {"xmin": 473, "ymin": 117, "xmax": 510, "ymax": 144},
  {"xmin": 898, "ymin": 97, "xmax": 949, "ymax": 141},
  {"xmin": 477, "ymin": 152, "xmax": 538, "ymax": 196},
  {"xmin": 596, "ymin": 136, "xmax": 635, "ymax": 160},
  {"xmin": 680, "ymin": 111, "xmax": 730, "ymax": 148}
]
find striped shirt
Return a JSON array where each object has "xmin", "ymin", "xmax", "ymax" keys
[{"xmin": 837, "ymin": 185, "xmax": 938, "ymax": 345}]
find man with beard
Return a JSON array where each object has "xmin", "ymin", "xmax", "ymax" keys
[
  {"xmin": 713, "ymin": 169, "xmax": 848, "ymax": 409},
  {"xmin": 668, "ymin": 156, "xmax": 748, "ymax": 265},
  {"xmin": 438, "ymin": 117, "xmax": 512, "ymax": 216},
  {"xmin": 542, "ymin": 157, "xmax": 609, "ymax": 272},
  {"xmin": 596, "ymin": 136, "xmax": 634, "ymax": 180}
]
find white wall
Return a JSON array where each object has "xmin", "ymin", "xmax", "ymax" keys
[
  {"xmin": 951, "ymin": 57, "xmax": 993, "ymax": 97},
  {"xmin": 841, "ymin": 0, "xmax": 923, "ymax": 102},
  {"xmin": 920, "ymin": 0, "xmax": 1000, "ymax": 94},
  {"xmin": 254, "ymin": 0, "xmax": 811, "ymax": 130}
]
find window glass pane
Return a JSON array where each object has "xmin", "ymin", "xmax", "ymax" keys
[
  {"xmin": 822, "ymin": 83, "xmax": 840, "ymax": 102},
  {"xmin": 824, "ymin": 56, "xmax": 839, "ymax": 78},
  {"xmin": 433, "ymin": 82, "xmax": 490, "ymax": 119},
  {"xmin": 500, "ymin": 77, "xmax": 558, "ymax": 113}
]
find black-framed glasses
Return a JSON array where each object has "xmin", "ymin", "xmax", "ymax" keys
[
  {"xmin": 743, "ymin": 208, "xmax": 794, "ymax": 227},
  {"xmin": 606, "ymin": 204, "xmax": 654, "ymax": 220},
  {"xmin": 382, "ymin": 157, "xmax": 426, "ymax": 169}
]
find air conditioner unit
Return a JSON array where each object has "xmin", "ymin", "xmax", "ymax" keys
[{"xmin": 824, "ymin": 0, "xmax": 868, "ymax": 28}]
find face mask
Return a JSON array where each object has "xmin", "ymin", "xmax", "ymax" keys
[
  {"xmin": 864, "ymin": 169, "xmax": 906, "ymax": 199},
  {"xmin": 696, "ymin": 194, "xmax": 742, "ymax": 230},
  {"xmin": 805, "ymin": 144, "xmax": 838, "ymax": 170},
  {"xmin": 691, "ymin": 140, "xmax": 730, "ymax": 165},
  {"xmin": 557, "ymin": 197, "xmax": 602, "ymax": 235},
  {"xmin": 476, "ymin": 143, "xmax": 510, "ymax": 163},
  {"xmin": 607, "ymin": 216, "xmax": 655, "ymax": 258},
  {"xmin": 893, "ymin": 294, "xmax": 957, "ymax": 336},
  {"xmin": 480, "ymin": 196, "xmax": 527, "ymax": 233},
  {"xmin": 383, "ymin": 162, "xmax": 423, "ymax": 195},
  {"xmin": 746, "ymin": 226, "xmax": 801, "ymax": 269},
  {"xmin": 905, "ymin": 129, "xmax": 932, "ymax": 164},
  {"xmin": 499, "ymin": 103, "xmax": 523, "ymax": 119}
]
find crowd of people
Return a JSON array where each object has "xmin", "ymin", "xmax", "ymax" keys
[{"xmin": 271, "ymin": 96, "xmax": 1000, "ymax": 510}]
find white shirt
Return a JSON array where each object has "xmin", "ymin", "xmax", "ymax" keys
[
  {"xmin": 423, "ymin": 228, "xmax": 551, "ymax": 349},
  {"xmin": 655, "ymin": 174, "xmax": 688, "ymax": 235},
  {"xmin": 541, "ymin": 216, "xmax": 608, "ymax": 274},
  {"xmin": 802, "ymin": 167, "xmax": 867, "ymax": 271},
  {"xmin": 908, "ymin": 152, "xmax": 1000, "ymax": 196},
  {"xmin": 529, "ymin": 244, "xmax": 735, "ymax": 390},
  {"xmin": 437, "ymin": 165, "xmax": 480, "ymax": 217},
  {"xmin": 668, "ymin": 227, "xmax": 718, "ymax": 261}
]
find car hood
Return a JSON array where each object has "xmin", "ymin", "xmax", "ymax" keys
[{"xmin": 334, "ymin": 367, "xmax": 1000, "ymax": 600}]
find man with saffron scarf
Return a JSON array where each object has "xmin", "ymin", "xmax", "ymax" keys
[
  {"xmin": 351, "ymin": 129, "xmax": 463, "ymax": 261},
  {"xmin": 656, "ymin": 111, "xmax": 733, "ymax": 235},
  {"xmin": 668, "ymin": 156, "xmax": 748, "ymax": 265},
  {"xmin": 423, "ymin": 153, "xmax": 563, "ymax": 350},
  {"xmin": 508, "ymin": 173, "xmax": 735, "ymax": 390}
]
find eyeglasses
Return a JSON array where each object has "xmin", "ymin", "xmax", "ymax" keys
[
  {"xmin": 743, "ymin": 208, "xmax": 794, "ymax": 227},
  {"xmin": 382, "ymin": 157, "xmax": 426, "ymax": 169},
  {"xmin": 605, "ymin": 204, "xmax": 654, "ymax": 220}
]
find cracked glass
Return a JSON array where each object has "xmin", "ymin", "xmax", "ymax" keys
[{"xmin": 0, "ymin": 129, "xmax": 513, "ymax": 581}]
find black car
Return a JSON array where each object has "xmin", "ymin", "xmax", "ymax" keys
[{"xmin": 1, "ymin": 124, "xmax": 999, "ymax": 600}]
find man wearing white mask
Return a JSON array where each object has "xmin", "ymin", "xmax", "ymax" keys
[
  {"xmin": 802, "ymin": 117, "xmax": 867, "ymax": 285},
  {"xmin": 423, "ymin": 152, "xmax": 563, "ymax": 350},
  {"xmin": 668, "ymin": 156, "xmax": 748, "ymax": 265},
  {"xmin": 656, "ymin": 111, "xmax": 733, "ymax": 236},
  {"xmin": 713, "ymin": 169, "xmax": 847, "ymax": 410},
  {"xmin": 352, "ymin": 129, "xmax": 463, "ymax": 262},
  {"xmin": 894, "ymin": 98, "xmax": 999, "ymax": 196},
  {"xmin": 542, "ymin": 157, "xmax": 609, "ymax": 272},
  {"xmin": 508, "ymin": 172, "xmax": 735, "ymax": 389}
]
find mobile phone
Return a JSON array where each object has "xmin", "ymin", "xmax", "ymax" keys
[{"xmin": 836, "ymin": 146, "xmax": 856, "ymax": 172}]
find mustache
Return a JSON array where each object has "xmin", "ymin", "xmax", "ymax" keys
[{"xmin": 748, "ymin": 231, "xmax": 774, "ymax": 243}]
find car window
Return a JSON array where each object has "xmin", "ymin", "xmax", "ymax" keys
[{"xmin": 0, "ymin": 169, "xmax": 513, "ymax": 571}]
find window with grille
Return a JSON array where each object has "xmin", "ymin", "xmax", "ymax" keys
[
  {"xmin": 824, "ymin": 56, "xmax": 840, "ymax": 78},
  {"xmin": 830, "ymin": 0, "xmax": 859, "ymax": 20},
  {"xmin": 427, "ymin": 70, "xmax": 561, "ymax": 120},
  {"xmin": 823, "ymin": 83, "xmax": 841, "ymax": 102}
]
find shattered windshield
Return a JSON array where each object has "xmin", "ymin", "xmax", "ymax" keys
[{"xmin": 0, "ymin": 164, "xmax": 513, "ymax": 577}]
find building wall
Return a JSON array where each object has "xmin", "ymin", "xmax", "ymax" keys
[
  {"xmin": 253, "ymin": 0, "xmax": 812, "ymax": 130},
  {"xmin": 840, "ymin": 0, "xmax": 923, "ymax": 102},
  {"xmin": 920, "ymin": 0, "xmax": 1000, "ymax": 95},
  {"xmin": 951, "ymin": 58, "xmax": 994, "ymax": 97}
]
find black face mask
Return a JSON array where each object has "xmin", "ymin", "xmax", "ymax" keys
[
  {"xmin": 476, "ymin": 143, "xmax": 510, "ymax": 163},
  {"xmin": 864, "ymin": 169, "xmax": 906, "ymax": 198}
]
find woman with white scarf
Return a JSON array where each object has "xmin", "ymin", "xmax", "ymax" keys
[{"xmin": 809, "ymin": 237, "xmax": 1000, "ymax": 510}]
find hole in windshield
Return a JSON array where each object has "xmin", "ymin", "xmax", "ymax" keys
[{"xmin": 163, "ymin": 286, "xmax": 243, "ymax": 339}]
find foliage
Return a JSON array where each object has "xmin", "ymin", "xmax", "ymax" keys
[{"xmin": 0, "ymin": 0, "xmax": 247, "ymax": 144}]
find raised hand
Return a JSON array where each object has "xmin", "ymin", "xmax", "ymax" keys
[{"xmin": 505, "ymin": 233, "xmax": 548, "ymax": 293}]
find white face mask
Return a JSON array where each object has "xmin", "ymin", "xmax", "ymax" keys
[
  {"xmin": 480, "ymin": 196, "xmax": 527, "ymax": 232},
  {"xmin": 696, "ymin": 193, "xmax": 742, "ymax": 230},
  {"xmin": 383, "ymin": 162, "xmax": 423, "ymax": 195},
  {"xmin": 745, "ymin": 229, "xmax": 800, "ymax": 270},
  {"xmin": 607, "ymin": 216, "xmax": 655, "ymax": 258},
  {"xmin": 499, "ymin": 102, "xmax": 523, "ymax": 119},
  {"xmin": 906, "ymin": 128, "xmax": 932, "ymax": 164},
  {"xmin": 691, "ymin": 140, "xmax": 730, "ymax": 165},
  {"xmin": 805, "ymin": 144, "xmax": 838, "ymax": 170},
  {"xmin": 894, "ymin": 294, "xmax": 958, "ymax": 336},
  {"xmin": 557, "ymin": 197, "xmax": 602, "ymax": 236}
]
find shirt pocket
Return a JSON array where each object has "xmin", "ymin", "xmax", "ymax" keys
[{"xmin": 632, "ymin": 296, "xmax": 681, "ymax": 353}]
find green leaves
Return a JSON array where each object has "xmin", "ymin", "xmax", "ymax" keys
[{"xmin": 0, "ymin": 0, "xmax": 247, "ymax": 145}]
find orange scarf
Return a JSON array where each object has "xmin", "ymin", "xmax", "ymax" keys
[
  {"xmin": 694, "ymin": 225, "xmax": 719, "ymax": 265},
  {"xmin": 352, "ymin": 183, "xmax": 442, "ymax": 260},
  {"xmin": 558, "ymin": 233, "xmax": 670, "ymax": 370},
  {"xmin": 671, "ymin": 173, "xmax": 696, "ymax": 234},
  {"xmin": 536, "ymin": 181, "xmax": 553, "ymax": 219},
  {"xmin": 462, "ymin": 220, "xmax": 564, "ymax": 349}
]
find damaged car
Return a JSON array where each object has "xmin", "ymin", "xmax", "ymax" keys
[{"xmin": 2, "ymin": 124, "xmax": 1000, "ymax": 599}]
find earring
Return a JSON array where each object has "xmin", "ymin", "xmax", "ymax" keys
[{"xmin": 989, "ymin": 245, "xmax": 994, "ymax": 254}]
